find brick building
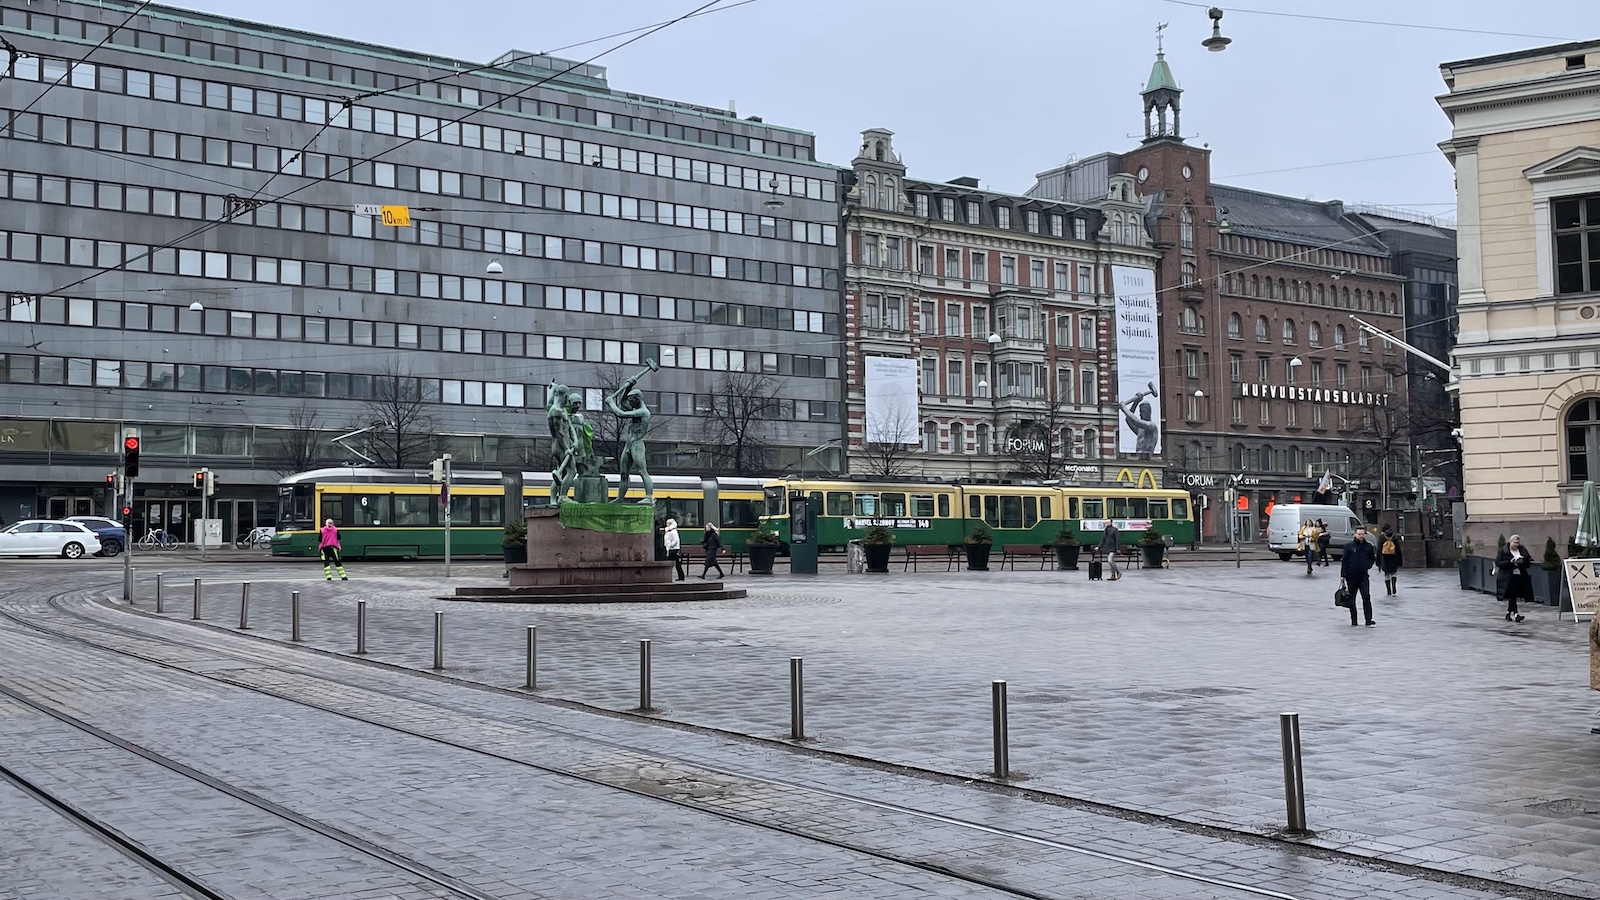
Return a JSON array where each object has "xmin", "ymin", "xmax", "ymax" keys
[
  {"xmin": 842, "ymin": 129, "xmax": 1158, "ymax": 482},
  {"xmin": 1030, "ymin": 51, "xmax": 1408, "ymax": 539}
]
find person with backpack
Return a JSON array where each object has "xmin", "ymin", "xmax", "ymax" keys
[
  {"xmin": 698, "ymin": 522, "xmax": 726, "ymax": 580},
  {"xmin": 1378, "ymin": 525, "xmax": 1404, "ymax": 595},
  {"xmin": 318, "ymin": 518, "xmax": 348, "ymax": 581}
]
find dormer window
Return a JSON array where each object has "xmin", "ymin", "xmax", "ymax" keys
[
  {"xmin": 996, "ymin": 207, "xmax": 1012, "ymax": 230},
  {"xmin": 1050, "ymin": 214, "xmax": 1064, "ymax": 237},
  {"xmin": 1025, "ymin": 210, "xmax": 1040, "ymax": 233},
  {"xmin": 940, "ymin": 197, "xmax": 955, "ymax": 221},
  {"xmin": 965, "ymin": 200, "xmax": 981, "ymax": 224},
  {"xmin": 915, "ymin": 194, "xmax": 930, "ymax": 218}
]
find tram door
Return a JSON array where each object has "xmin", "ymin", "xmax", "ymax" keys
[{"xmin": 46, "ymin": 495, "xmax": 95, "ymax": 519}]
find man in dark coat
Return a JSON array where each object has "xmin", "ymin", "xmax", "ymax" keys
[{"xmin": 1340, "ymin": 527, "xmax": 1378, "ymax": 627}]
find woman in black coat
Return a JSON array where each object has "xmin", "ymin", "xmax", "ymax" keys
[
  {"xmin": 699, "ymin": 523, "xmax": 726, "ymax": 580},
  {"xmin": 1495, "ymin": 534, "xmax": 1533, "ymax": 623}
]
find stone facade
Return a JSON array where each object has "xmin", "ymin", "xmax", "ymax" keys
[{"xmin": 1439, "ymin": 40, "xmax": 1600, "ymax": 550}]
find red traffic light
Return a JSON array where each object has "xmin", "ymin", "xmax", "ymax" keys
[
  {"xmin": 124, "ymin": 436, "xmax": 140, "ymax": 451},
  {"xmin": 121, "ymin": 507, "xmax": 132, "ymax": 517},
  {"xmin": 106, "ymin": 474, "xmax": 115, "ymax": 484}
]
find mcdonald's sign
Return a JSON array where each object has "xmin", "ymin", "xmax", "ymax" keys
[{"xmin": 1115, "ymin": 467, "xmax": 1161, "ymax": 491}]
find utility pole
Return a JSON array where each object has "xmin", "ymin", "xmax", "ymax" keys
[
  {"xmin": 433, "ymin": 453, "xmax": 453, "ymax": 577},
  {"xmin": 121, "ymin": 434, "xmax": 140, "ymax": 602}
]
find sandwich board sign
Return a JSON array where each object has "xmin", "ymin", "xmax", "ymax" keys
[{"xmin": 1563, "ymin": 559, "xmax": 1600, "ymax": 623}]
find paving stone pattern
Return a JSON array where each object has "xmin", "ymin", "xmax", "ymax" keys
[
  {"xmin": 4, "ymin": 580, "xmax": 1535, "ymax": 900},
  {"xmin": 115, "ymin": 559, "xmax": 1600, "ymax": 898}
]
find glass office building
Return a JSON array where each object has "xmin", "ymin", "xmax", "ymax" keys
[{"xmin": 0, "ymin": 0, "xmax": 842, "ymax": 538}]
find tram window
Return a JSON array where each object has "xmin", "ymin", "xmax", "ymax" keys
[
  {"xmin": 446, "ymin": 495, "xmax": 470, "ymax": 524},
  {"xmin": 392, "ymin": 494, "xmax": 431, "ymax": 526},
  {"xmin": 910, "ymin": 494, "xmax": 936, "ymax": 517},
  {"xmin": 653, "ymin": 497, "xmax": 703, "ymax": 527},
  {"xmin": 1023, "ymin": 497, "xmax": 1038, "ymax": 528},
  {"xmin": 1082, "ymin": 499, "xmax": 1103, "ymax": 519},
  {"xmin": 881, "ymin": 493, "xmax": 907, "ymax": 516},
  {"xmin": 477, "ymin": 496, "xmax": 503, "ymax": 525},
  {"xmin": 983, "ymin": 495, "xmax": 1000, "ymax": 527},
  {"xmin": 1068, "ymin": 497, "xmax": 1079, "ymax": 519},
  {"xmin": 354, "ymin": 494, "xmax": 390, "ymax": 526},
  {"xmin": 969, "ymin": 495, "xmax": 982, "ymax": 519},
  {"xmin": 318, "ymin": 493, "xmax": 348, "ymax": 526},
  {"xmin": 1129, "ymin": 498, "xmax": 1148, "ymax": 518},
  {"xmin": 1172, "ymin": 499, "xmax": 1189, "ymax": 520},
  {"xmin": 1040, "ymin": 497, "xmax": 1052, "ymax": 519},
  {"xmin": 854, "ymin": 493, "xmax": 880, "ymax": 516},
  {"xmin": 720, "ymin": 499, "xmax": 761, "ymax": 528},
  {"xmin": 281, "ymin": 485, "xmax": 313, "ymax": 528},
  {"xmin": 763, "ymin": 487, "xmax": 787, "ymax": 516},
  {"xmin": 937, "ymin": 495, "xmax": 951, "ymax": 518},
  {"xmin": 1110, "ymin": 497, "xmax": 1130, "ymax": 518},
  {"xmin": 826, "ymin": 492, "xmax": 851, "ymax": 516},
  {"xmin": 1150, "ymin": 499, "xmax": 1170, "ymax": 519},
  {"xmin": 1000, "ymin": 496, "xmax": 1024, "ymax": 529}
]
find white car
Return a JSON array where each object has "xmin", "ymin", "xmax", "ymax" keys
[{"xmin": 0, "ymin": 520, "xmax": 104, "ymax": 559}]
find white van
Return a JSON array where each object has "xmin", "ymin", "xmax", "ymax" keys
[{"xmin": 1266, "ymin": 504, "xmax": 1364, "ymax": 561}]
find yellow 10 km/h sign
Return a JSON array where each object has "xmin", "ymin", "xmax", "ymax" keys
[{"xmin": 379, "ymin": 205, "xmax": 411, "ymax": 227}]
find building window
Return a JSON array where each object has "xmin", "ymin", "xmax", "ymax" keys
[
  {"xmin": 1308, "ymin": 322, "xmax": 1322, "ymax": 347},
  {"xmin": 950, "ymin": 421, "xmax": 965, "ymax": 453},
  {"xmin": 966, "ymin": 200, "xmax": 981, "ymax": 224},
  {"xmin": 886, "ymin": 237, "xmax": 903, "ymax": 270},
  {"xmin": 1054, "ymin": 262, "xmax": 1069, "ymax": 291},
  {"xmin": 861, "ymin": 235, "xmax": 879, "ymax": 268},
  {"xmin": 973, "ymin": 305, "xmax": 989, "ymax": 337},
  {"xmin": 1181, "ymin": 261, "xmax": 1197, "ymax": 287},
  {"xmin": 946, "ymin": 303, "xmax": 963, "ymax": 337},
  {"xmin": 971, "ymin": 252, "xmax": 987, "ymax": 282},
  {"xmin": 1358, "ymin": 330, "xmax": 1370, "ymax": 352},
  {"xmin": 940, "ymin": 197, "xmax": 956, "ymax": 221},
  {"xmin": 1313, "ymin": 405, "xmax": 1324, "ymax": 429},
  {"xmin": 1258, "ymin": 357, "xmax": 1271, "ymax": 382},
  {"xmin": 1567, "ymin": 398, "xmax": 1600, "ymax": 480},
  {"xmin": 974, "ymin": 361, "xmax": 990, "ymax": 398},
  {"xmin": 915, "ymin": 194, "xmax": 930, "ymax": 218},
  {"xmin": 944, "ymin": 248, "xmax": 961, "ymax": 279},
  {"xmin": 975, "ymin": 423, "xmax": 990, "ymax": 454},
  {"xmin": 1184, "ymin": 348, "xmax": 1200, "ymax": 378},
  {"xmin": 1073, "ymin": 217, "xmax": 1088, "ymax": 241},
  {"xmin": 1000, "ymin": 256, "xmax": 1017, "ymax": 285},
  {"xmin": 1228, "ymin": 313, "xmax": 1242, "ymax": 340},
  {"xmin": 918, "ymin": 244, "xmax": 935, "ymax": 274},
  {"xmin": 996, "ymin": 206, "xmax": 1011, "ymax": 229},
  {"xmin": 922, "ymin": 421, "xmax": 939, "ymax": 453},
  {"xmin": 1051, "ymin": 214, "xmax": 1064, "ymax": 237},
  {"xmin": 1179, "ymin": 306, "xmax": 1202, "ymax": 334},
  {"xmin": 1187, "ymin": 391, "xmax": 1203, "ymax": 421},
  {"xmin": 948, "ymin": 359, "xmax": 964, "ymax": 396},
  {"xmin": 1082, "ymin": 427, "xmax": 1099, "ymax": 458},
  {"xmin": 1282, "ymin": 319, "xmax": 1296, "ymax": 344},
  {"xmin": 1230, "ymin": 353, "xmax": 1242, "ymax": 382},
  {"xmin": 1180, "ymin": 205, "xmax": 1195, "ymax": 250},
  {"xmin": 1232, "ymin": 398, "xmax": 1244, "ymax": 424},
  {"xmin": 1030, "ymin": 259, "xmax": 1045, "ymax": 287},
  {"xmin": 1336, "ymin": 363, "xmax": 1348, "ymax": 388},
  {"xmin": 1055, "ymin": 315, "xmax": 1072, "ymax": 347},
  {"xmin": 919, "ymin": 301, "xmax": 937, "ymax": 335},
  {"xmin": 1361, "ymin": 365, "xmax": 1372, "ymax": 388},
  {"xmin": 1080, "ymin": 366, "xmax": 1097, "ymax": 405},
  {"xmin": 1338, "ymin": 407, "xmax": 1349, "ymax": 430},
  {"xmin": 921, "ymin": 356, "xmax": 938, "ymax": 393},
  {"xmin": 1311, "ymin": 361, "xmax": 1324, "ymax": 387},
  {"xmin": 1255, "ymin": 316, "xmax": 1269, "ymax": 342},
  {"xmin": 1251, "ymin": 275, "xmax": 1261, "ymax": 297},
  {"xmin": 1025, "ymin": 210, "xmax": 1040, "ymax": 233},
  {"xmin": 1334, "ymin": 324, "xmax": 1347, "ymax": 349},
  {"xmin": 1056, "ymin": 367, "xmax": 1073, "ymax": 402}
]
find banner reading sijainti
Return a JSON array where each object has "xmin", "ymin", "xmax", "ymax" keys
[{"xmin": 1112, "ymin": 265, "xmax": 1162, "ymax": 458}]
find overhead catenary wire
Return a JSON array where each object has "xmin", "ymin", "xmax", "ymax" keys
[
  {"xmin": 1155, "ymin": 0, "xmax": 1580, "ymax": 42},
  {"xmin": 4, "ymin": 1, "xmax": 152, "ymax": 125}
]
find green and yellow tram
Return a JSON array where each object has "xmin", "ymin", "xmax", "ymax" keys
[
  {"xmin": 272, "ymin": 468, "xmax": 766, "ymax": 559},
  {"xmin": 758, "ymin": 477, "xmax": 1194, "ymax": 552}
]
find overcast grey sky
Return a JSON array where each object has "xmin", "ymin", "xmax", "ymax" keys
[{"xmin": 174, "ymin": 0, "xmax": 1598, "ymax": 221}]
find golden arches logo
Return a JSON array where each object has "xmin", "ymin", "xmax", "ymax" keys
[{"xmin": 1115, "ymin": 467, "xmax": 1160, "ymax": 491}]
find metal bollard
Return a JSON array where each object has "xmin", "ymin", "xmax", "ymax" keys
[
  {"xmin": 238, "ymin": 583, "xmax": 251, "ymax": 629},
  {"xmin": 525, "ymin": 625, "xmax": 538, "ymax": 689},
  {"xmin": 127, "ymin": 566, "xmax": 136, "ymax": 606},
  {"xmin": 155, "ymin": 573, "xmax": 164, "ymax": 614},
  {"xmin": 355, "ymin": 600, "xmax": 367, "ymax": 655},
  {"xmin": 991, "ymin": 680, "xmax": 1010, "ymax": 779},
  {"xmin": 290, "ymin": 591, "xmax": 301, "ymax": 642},
  {"xmin": 1280, "ymin": 713, "xmax": 1308, "ymax": 832},
  {"xmin": 789, "ymin": 657, "xmax": 805, "ymax": 740},
  {"xmin": 432, "ymin": 611, "xmax": 444, "ymax": 670},
  {"xmin": 638, "ymin": 639, "xmax": 652, "ymax": 711},
  {"xmin": 192, "ymin": 578, "xmax": 202, "ymax": 621}
]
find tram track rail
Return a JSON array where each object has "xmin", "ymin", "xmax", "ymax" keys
[{"xmin": 3, "ymin": 579, "xmax": 1581, "ymax": 900}]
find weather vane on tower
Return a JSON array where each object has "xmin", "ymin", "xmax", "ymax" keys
[{"xmin": 1155, "ymin": 22, "xmax": 1168, "ymax": 53}]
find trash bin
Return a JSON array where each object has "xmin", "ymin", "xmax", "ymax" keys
[{"xmin": 847, "ymin": 539, "xmax": 866, "ymax": 574}]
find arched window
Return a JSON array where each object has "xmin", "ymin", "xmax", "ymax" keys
[
  {"xmin": 1341, "ymin": 287, "xmax": 1351, "ymax": 307},
  {"xmin": 1316, "ymin": 284, "xmax": 1326, "ymax": 305},
  {"xmin": 1265, "ymin": 279, "xmax": 1275, "ymax": 299},
  {"xmin": 1182, "ymin": 261, "xmax": 1197, "ymax": 286},
  {"xmin": 1232, "ymin": 443, "xmax": 1246, "ymax": 470},
  {"xmin": 1059, "ymin": 427, "xmax": 1074, "ymax": 458},
  {"xmin": 1288, "ymin": 446, "xmax": 1301, "ymax": 473},
  {"xmin": 1260, "ymin": 444, "xmax": 1275, "ymax": 471},
  {"xmin": 949, "ymin": 421, "xmax": 965, "ymax": 454},
  {"xmin": 1228, "ymin": 312, "xmax": 1242, "ymax": 339},
  {"xmin": 1180, "ymin": 205, "xmax": 1195, "ymax": 250},
  {"xmin": 1334, "ymin": 324, "xmax": 1347, "ymax": 349},
  {"xmin": 1277, "ymin": 279, "xmax": 1287, "ymax": 300},
  {"xmin": 1365, "ymin": 290, "xmax": 1375, "ymax": 311},
  {"xmin": 1282, "ymin": 319, "xmax": 1297, "ymax": 344},
  {"xmin": 1181, "ymin": 307, "xmax": 1200, "ymax": 332},
  {"xmin": 1308, "ymin": 322, "xmax": 1322, "ymax": 347},
  {"xmin": 975, "ymin": 423, "xmax": 990, "ymax": 455},
  {"xmin": 1251, "ymin": 275, "xmax": 1261, "ymax": 297},
  {"xmin": 1255, "ymin": 316, "xmax": 1269, "ymax": 342},
  {"xmin": 884, "ymin": 177, "xmax": 897, "ymax": 209},
  {"xmin": 922, "ymin": 421, "xmax": 939, "ymax": 453},
  {"xmin": 1568, "ymin": 398, "xmax": 1600, "ymax": 481},
  {"xmin": 863, "ymin": 174, "xmax": 877, "ymax": 205},
  {"xmin": 1082, "ymin": 428, "xmax": 1099, "ymax": 458},
  {"xmin": 1223, "ymin": 273, "xmax": 1235, "ymax": 294}
]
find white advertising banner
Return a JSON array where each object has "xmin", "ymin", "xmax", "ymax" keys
[
  {"xmin": 1112, "ymin": 264, "xmax": 1162, "ymax": 458},
  {"xmin": 863, "ymin": 356, "xmax": 919, "ymax": 444}
]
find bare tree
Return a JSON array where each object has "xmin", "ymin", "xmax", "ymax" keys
[
  {"xmin": 588, "ymin": 363, "xmax": 666, "ymax": 463},
  {"xmin": 268, "ymin": 403, "xmax": 323, "ymax": 475},
  {"xmin": 859, "ymin": 402, "xmax": 921, "ymax": 477},
  {"xmin": 358, "ymin": 362, "xmax": 438, "ymax": 468},
  {"xmin": 1003, "ymin": 395, "xmax": 1080, "ymax": 481},
  {"xmin": 704, "ymin": 372, "xmax": 784, "ymax": 476}
]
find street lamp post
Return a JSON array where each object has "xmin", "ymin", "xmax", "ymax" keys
[{"xmin": 986, "ymin": 332, "xmax": 1001, "ymax": 467}]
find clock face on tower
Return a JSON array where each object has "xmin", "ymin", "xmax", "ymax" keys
[
  {"xmin": 1182, "ymin": 164, "xmax": 1193, "ymax": 180},
  {"xmin": 1137, "ymin": 167, "xmax": 1149, "ymax": 183}
]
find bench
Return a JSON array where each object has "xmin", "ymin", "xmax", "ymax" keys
[
  {"xmin": 1088, "ymin": 546, "xmax": 1143, "ymax": 570},
  {"xmin": 904, "ymin": 544, "xmax": 960, "ymax": 571},
  {"xmin": 678, "ymin": 545, "xmax": 747, "ymax": 574},
  {"xmin": 1001, "ymin": 545, "xmax": 1054, "ymax": 571}
]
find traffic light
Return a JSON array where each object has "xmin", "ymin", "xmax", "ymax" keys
[
  {"xmin": 193, "ymin": 471, "xmax": 206, "ymax": 490},
  {"xmin": 122, "ymin": 435, "xmax": 140, "ymax": 477},
  {"xmin": 121, "ymin": 506, "xmax": 132, "ymax": 519},
  {"xmin": 205, "ymin": 470, "xmax": 216, "ymax": 497}
]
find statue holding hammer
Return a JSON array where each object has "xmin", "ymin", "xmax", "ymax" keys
[
  {"xmin": 606, "ymin": 359, "xmax": 659, "ymax": 503},
  {"xmin": 1119, "ymin": 380, "xmax": 1161, "ymax": 460}
]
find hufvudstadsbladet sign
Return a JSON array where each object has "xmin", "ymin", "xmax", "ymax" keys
[{"xmin": 1238, "ymin": 383, "xmax": 1392, "ymax": 406}]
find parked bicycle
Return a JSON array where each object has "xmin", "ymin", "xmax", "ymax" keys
[
  {"xmin": 137, "ymin": 528, "xmax": 179, "ymax": 550},
  {"xmin": 235, "ymin": 526, "xmax": 275, "ymax": 550}
]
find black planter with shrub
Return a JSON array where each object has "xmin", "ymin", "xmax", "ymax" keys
[
  {"xmin": 1053, "ymin": 525, "xmax": 1082, "ymax": 570},
  {"xmin": 863, "ymin": 525, "xmax": 894, "ymax": 573},
  {"xmin": 747, "ymin": 527, "xmax": 781, "ymax": 575},
  {"xmin": 502, "ymin": 522, "xmax": 528, "ymax": 564},
  {"xmin": 1139, "ymin": 526, "xmax": 1167, "ymax": 569},
  {"xmin": 965, "ymin": 523, "xmax": 993, "ymax": 571}
]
